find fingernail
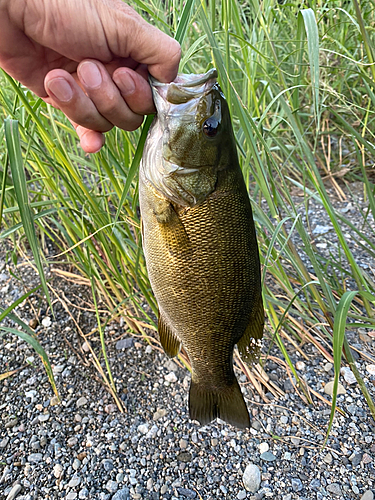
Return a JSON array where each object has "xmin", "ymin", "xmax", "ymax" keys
[
  {"xmin": 46, "ymin": 78, "xmax": 73, "ymax": 102},
  {"xmin": 115, "ymin": 71, "xmax": 136, "ymax": 96},
  {"xmin": 79, "ymin": 61, "xmax": 102, "ymax": 89}
]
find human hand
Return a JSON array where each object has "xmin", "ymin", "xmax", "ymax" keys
[{"xmin": 0, "ymin": 0, "xmax": 181, "ymax": 152}]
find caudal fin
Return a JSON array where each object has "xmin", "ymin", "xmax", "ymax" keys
[{"xmin": 189, "ymin": 379, "xmax": 250, "ymax": 429}]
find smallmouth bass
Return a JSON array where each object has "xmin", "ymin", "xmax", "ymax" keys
[{"xmin": 139, "ymin": 69, "xmax": 264, "ymax": 428}]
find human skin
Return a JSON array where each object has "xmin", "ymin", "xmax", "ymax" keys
[{"xmin": 0, "ymin": 0, "xmax": 181, "ymax": 152}]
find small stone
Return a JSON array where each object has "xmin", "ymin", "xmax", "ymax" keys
[
  {"xmin": 323, "ymin": 452, "xmax": 333, "ymax": 464},
  {"xmin": 38, "ymin": 413, "xmax": 49, "ymax": 422},
  {"xmin": 296, "ymin": 361, "xmax": 305, "ymax": 371},
  {"xmin": 106, "ymin": 480, "xmax": 118, "ymax": 493},
  {"xmin": 67, "ymin": 437, "xmax": 78, "ymax": 447},
  {"xmin": 76, "ymin": 397, "xmax": 88, "ymax": 408},
  {"xmin": 165, "ymin": 372, "xmax": 177, "ymax": 383},
  {"xmin": 27, "ymin": 453, "xmax": 43, "ymax": 463},
  {"xmin": 309, "ymin": 479, "xmax": 321, "ymax": 491},
  {"xmin": 72, "ymin": 458, "xmax": 81, "ymax": 471},
  {"xmin": 69, "ymin": 476, "xmax": 81, "ymax": 488},
  {"xmin": 82, "ymin": 342, "xmax": 90, "ymax": 353},
  {"xmin": 237, "ymin": 490, "xmax": 247, "ymax": 500},
  {"xmin": 350, "ymin": 452, "xmax": 363, "ymax": 466},
  {"xmin": 327, "ymin": 483, "xmax": 342, "ymax": 496},
  {"xmin": 211, "ymin": 438, "xmax": 218, "ymax": 446},
  {"xmin": 179, "ymin": 439, "xmax": 188, "ymax": 449},
  {"xmin": 290, "ymin": 437, "xmax": 300, "ymax": 445},
  {"xmin": 362, "ymin": 453, "xmax": 372, "ymax": 464},
  {"xmin": 361, "ymin": 491, "xmax": 374, "ymax": 500},
  {"xmin": 103, "ymin": 460, "xmax": 114, "ymax": 472},
  {"xmin": 153, "ymin": 408, "xmax": 168, "ymax": 420},
  {"xmin": 116, "ymin": 338, "xmax": 133, "ymax": 350},
  {"xmin": 313, "ymin": 225, "xmax": 331, "ymax": 235},
  {"xmin": 112, "ymin": 488, "xmax": 130, "ymax": 500},
  {"xmin": 243, "ymin": 463, "xmax": 261, "ymax": 493},
  {"xmin": 177, "ymin": 452, "xmax": 192, "ymax": 463},
  {"xmin": 291, "ymin": 478, "xmax": 303, "ymax": 492},
  {"xmin": 146, "ymin": 478, "xmax": 153, "ymax": 490},
  {"xmin": 50, "ymin": 396, "xmax": 60, "ymax": 406},
  {"xmin": 324, "ymin": 362, "xmax": 333, "ymax": 372},
  {"xmin": 283, "ymin": 452, "xmax": 291, "ymax": 460},
  {"xmin": 324, "ymin": 380, "xmax": 346, "ymax": 396},
  {"xmin": 366, "ymin": 365, "xmax": 375, "ymax": 376},
  {"xmin": 260, "ymin": 452, "xmax": 276, "ymax": 461},
  {"xmin": 160, "ymin": 485, "xmax": 168, "ymax": 495},
  {"xmin": 6, "ymin": 484, "xmax": 22, "ymax": 500},
  {"xmin": 78, "ymin": 488, "xmax": 89, "ymax": 499},
  {"xmin": 177, "ymin": 487, "xmax": 197, "ymax": 498},
  {"xmin": 53, "ymin": 464, "xmax": 63, "ymax": 479},
  {"xmin": 259, "ymin": 442, "xmax": 269, "ymax": 454},
  {"xmin": 0, "ymin": 438, "xmax": 9, "ymax": 449},
  {"xmin": 42, "ymin": 316, "xmax": 52, "ymax": 327},
  {"xmin": 341, "ymin": 366, "xmax": 356, "ymax": 384},
  {"xmin": 137, "ymin": 424, "xmax": 149, "ymax": 434},
  {"xmin": 5, "ymin": 419, "xmax": 17, "ymax": 429},
  {"xmin": 66, "ymin": 493, "xmax": 77, "ymax": 500},
  {"xmin": 29, "ymin": 318, "xmax": 38, "ymax": 329},
  {"xmin": 104, "ymin": 404, "xmax": 117, "ymax": 414}
]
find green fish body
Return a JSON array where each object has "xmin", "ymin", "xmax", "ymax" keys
[{"xmin": 139, "ymin": 69, "xmax": 264, "ymax": 428}]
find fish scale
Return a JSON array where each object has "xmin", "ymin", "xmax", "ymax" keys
[{"xmin": 139, "ymin": 69, "xmax": 264, "ymax": 428}]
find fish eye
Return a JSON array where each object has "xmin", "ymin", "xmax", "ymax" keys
[{"xmin": 203, "ymin": 117, "xmax": 219, "ymax": 137}]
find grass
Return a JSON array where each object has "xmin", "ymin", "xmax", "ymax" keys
[{"xmin": 1, "ymin": 0, "xmax": 375, "ymax": 430}]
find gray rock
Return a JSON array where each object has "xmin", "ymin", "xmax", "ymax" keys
[
  {"xmin": 76, "ymin": 397, "xmax": 88, "ymax": 408},
  {"xmin": 243, "ymin": 464, "xmax": 261, "ymax": 493},
  {"xmin": 260, "ymin": 452, "xmax": 276, "ymax": 462},
  {"xmin": 350, "ymin": 452, "xmax": 363, "ymax": 466},
  {"xmin": 115, "ymin": 338, "xmax": 133, "ymax": 350},
  {"xmin": 324, "ymin": 381, "xmax": 346, "ymax": 396},
  {"xmin": 68, "ymin": 476, "xmax": 81, "ymax": 488},
  {"xmin": 237, "ymin": 490, "xmax": 247, "ymax": 500},
  {"xmin": 78, "ymin": 488, "xmax": 89, "ymax": 499},
  {"xmin": 27, "ymin": 453, "xmax": 43, "ymax": 463},
  {"xmin": 309, "ymin": 478, "xmax": 321, "ymax": 491},
  {"xmin": 0, "ymin": 437, "xmax": 9, "ymax": 448},
  {"xmin": 327, "ymin": 483, "xmax": 342, "ymax": 496},
  {"xmin": 6, "ymin": 484, "xmax": 22, "ymax": 500},
  {"xmin": 66, "ymin": 493, "xmax": 77, "ymax": 500},
  {"xmin": 103, "ymin": 459, "xmax": 114, "ymax": 472},
  {"xmin": 291, "ymin": 478, "xmax": 303, "ymax": 492},
  {"xmin": 105, "ymin": 480, "xmax": 118, "ymax": 493},
  {"xmin": 361, "ymin": 491, "xmax": 374, "ymax": 500},
  {"xmin": 112, "ymin": 488, "xmax": 130, "ymax": 500},
  {"xmin": 177, "ymin": 487, "xmax": 197, "ymax": 498}
]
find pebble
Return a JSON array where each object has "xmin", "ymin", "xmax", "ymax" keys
[
  {"xmin": 179, "ymin": 438, "xmax": 188, "ymax": 449},
  {"xmin": 53, "ymin": 464, "xmax": 63, "ymax": 479},
  {"xmin": 341, "ymin": 366, "xmax": 356, "ymax": 384},
  {"xmin": 165, "ymin": 372, "xmax": 178, "ymax": 383},
  {"xmin": 27, "ymin": 453, "xmax": 43, "ymax": 463},
  {"xmin": 323, "ymin": 452, "xmax": 333, "ymax": 464},
  {"xmin": 296, "ymin": 361, "xmax": 305, "ymax": 370},
  {"xmin": 260, "ymin": 451, "xmax": 276, "ymax": 461},
  {"xmin": 176, "ymin": 487, "xmax": 197, "ymax": 498},
  {"xmin": 324, "ymin": 380, "xmax": 346, "ymax": 396},
  {"xmin": 237, "ymin": 490, "xmax": 247, "ymax": 500},
  {"xmin": 112, "ymin": 488, "xmax": 130, "ymax": 500},
  {"xmin": 6, "ymin": 484, "xmax": 22, "ymax": 500},
  {"xmin": 76, "ymin": 397, "xmax": 88, "ymax": 408},
  {"xmin": 279, "ymin": 416, "xmax": 288, "ymax": 424},
  {"xmin": 153, "ymin": 408, "xmax": 168, "ymax": 420},
  {"xmin": 79, "ymin": 488, "xmax": 89, "ymax": 499},
  {"xmin": 327, "ymin": 483, "xmax": 343, "ymax": 496},
  {"xmin": 106, "ymin": 480, "xmax": 118, "ymax": 493},
  {"xmin": 66, "ymin": 493, "xmax": 77, "ymax": 500},
  {"xmin": 243, "ymin": 464, "xmax": 261, "ymax": 492},
  {"xmin": 137, "ymin": 424, "xmax": 149, "ymax": 434},
  {"xmin": 324, "ymin": 362, "xmax": 333, "ymax": 372},
  {"xmin": 73, "ymin": 458, "xmax": 81, "ymax": 470},
  {"xmin": 366, "ymin": 364, "xmax": 375, "ymax": 376},
  {"xmin": 361, "ymin": 491, "xmax": 374, "ymax": 500},
  {"xmin": 68, "ymin": 436, "xmax": 78, "ymax": 447},
  {"xmin": 291, "ymin": 478, "xmax": 303, "ymax": 492},
  {"xmin": 115, "ymin": 338, "xmax": 133, "ymax": 350},
  {"xmin": 41, "ymin": 316, "xmax": 52, "ymax": 327},
  {"xmin": 0, "ymin": 437, "xmax": 9, "ymax": 448},
  {"xmin": 69, "ymin": 476, "xmax": 81, "ymax": 488},
  {"xmin": 259, "ymin": 442, "xmax": 269, "ymax": 454},
  {"xmin": 350, "ymin": 452, "xmax": 363, "ymax": 466}
]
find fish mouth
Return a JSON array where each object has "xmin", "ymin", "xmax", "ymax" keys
[{"xmin": 149, "ymin": 68, "xmax": 218, "ymax": 106}]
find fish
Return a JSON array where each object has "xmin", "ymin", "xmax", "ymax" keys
[{"xmin": 139, "ymin": 68, "xmax": 264, "ymax": 428}]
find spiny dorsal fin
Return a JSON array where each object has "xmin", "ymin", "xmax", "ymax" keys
[
  {"xmin": 158, "ymin": 310, "xmax": 181, "ymax": 357},
  {"xmin": 237, "ymin": 296, "xmax": 264, "ymax": 364}
]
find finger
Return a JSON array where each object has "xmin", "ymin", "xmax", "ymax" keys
[
  {"xmin": 77, "ymin": 60, "xmax": 144, "ymax": 131},
  {"xmin": 44, "ymin": 69, "xmax": 113, "ymax": 132},
  {"xmin": 69, "ymin": 119, "xmax": 105, "ymax": 154},
  {"xmin": 113, "ymin": 66, "xmax": 155, "ymax": 115}
]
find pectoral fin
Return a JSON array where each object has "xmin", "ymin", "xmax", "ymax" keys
[
  {"xmin": 237, "ymin": 297, "xmax": 264, "ymax": 364},
  {"xmin": 153, "ymin": 200, "xmax": 192, "ymax": 256},
  {"xmin": 158, "ymin": 310, "xmax": 181, "ymax": 357}
]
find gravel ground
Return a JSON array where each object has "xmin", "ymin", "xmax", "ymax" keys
[{"xmin": 1, "ymin": 185, "xmax": 375, "ymax": 500}]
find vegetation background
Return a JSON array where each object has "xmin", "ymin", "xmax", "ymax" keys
[{"xmin": 1, "ymin": 0, "xmax": 375, "ymax": 432}]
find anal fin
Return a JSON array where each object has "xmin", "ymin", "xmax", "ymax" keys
[
  {"xmin": 237, "ymin": 296, "xmax": 264, "ymax": 364},
  {"xmin": 158, "ymin": 310, "xmax": 181, "ymax": 358}
]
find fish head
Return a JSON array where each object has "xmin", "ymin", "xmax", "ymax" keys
[{"xmin": 142, "ymin": 69, "xmax": 237, "ymax": 206}]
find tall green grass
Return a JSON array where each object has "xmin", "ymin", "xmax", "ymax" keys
[{"xmin": 1, "ymin": 0, "xmax": 374, "ymax": 422}]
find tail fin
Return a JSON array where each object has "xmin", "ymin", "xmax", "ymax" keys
[{"xmin": 189, "ymin": 378, "xmax": 250, "ymax": 429}]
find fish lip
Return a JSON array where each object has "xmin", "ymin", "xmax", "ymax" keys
[{"xmin": 149, "ymin": 68, "xmax": 218, "ymax": 106}]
